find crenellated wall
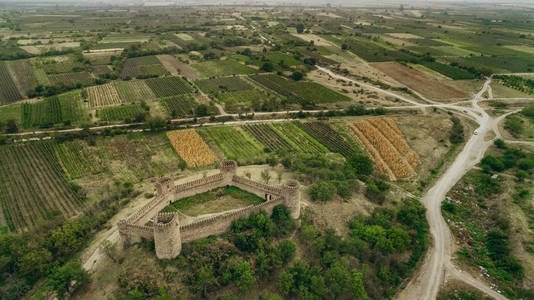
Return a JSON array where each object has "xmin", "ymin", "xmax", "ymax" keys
[{"xmin": 118, "ymin": 160, "xmax": 300, "ymax": 259}]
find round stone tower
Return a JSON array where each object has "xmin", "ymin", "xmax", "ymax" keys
[
  {"xmin": 154, "ymin": 213, "xmax": 181, "ymax": 259},
  {"xmin": 220, "ymin": 160, "xmax": 238, "ymax": 184},
  {"xmin": 283, "ymin": 180, "xmax": 301, "ymax": 219}
]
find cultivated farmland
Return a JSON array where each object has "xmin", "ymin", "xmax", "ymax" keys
[
  {"xmin": 167, "ymin": 129, "xmax": 217, "ymax": 167},
  {"xmin": 196, "ymin": 76, "xmax": 252, "ymax": 93},
  {"xmin": 193, "ymin": 59, "xmax": 257, "ymax": 77},
  {"xmin": 350, "ymin": 118, "xmax": 420, "ymax": 180},
  {"xmin": 160, "ymin": 94, "xmax": 198, "ymax": 117},
  {"xmin": 295, "ymin": 121, "xmax": 357, "ymax": 157},
  {"xmin": 243, "ymin": 123, "xmax": 293, "ymax": 152},
  {"xmin": 48, "ymin": 71, "xmax": 94, "ymax": 87},
  {"xmin": 54, "ymin": 140, "xmax": 103, "ymax": 179},
  {"xmin": 5, "ymin": 59, "xmax": 38, "ymax": 96},
  {"xmin": 270, "ymin": 122, "xmax": 328, "ymax": 154},
  {"xmin": 113, "ymin": 80, "xmax": 155, "ymax": 102},
  {"xmin": 22, "ymin": 97, "xmax": 62, "ymax": 128},
  {"xmin": 98, "ymin": 104, "xmax": 145, "ymax": 122},
  {"xmin": 0, "ymin": 61, "xmax": 23, "ymax": 105},
  {"xmin": 86, "ymin": 83, "xmax": 123, "ymax": 107},
  {"xmin": 250, "ymin": 74, "xmax": 349, "ymax": 105},
  {"xmin": 120, "ymin": 55, "xmax": 169, "ymax": 79},
  {"xmin": 145, "ymin": 76, "xmax": 194, "ymax": 97},
  {"xmin": 197, "ymin": 126, "xmax": 264, "ymax": 163},
  {"xmin": 0, "ymin": 142, "xmax": 84, "ymax": 231},
  {"xmin": 58, "ymin": 90, "xmax": 88, "ymax": 124}
]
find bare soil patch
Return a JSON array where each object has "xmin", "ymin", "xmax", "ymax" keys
[
  {"xmin": 382, "ymin": 36, "xmax": 416, "ymax": 47},
  {"xmin": 291, "ymin": 33, "xmax": 333, "ymax": 47},
  {"xmin": 371, "ymin": 62, "xmax": 469, "ymax": 101},
  {"xmin": 156, "ymin": 54, "xmax": 182, "ymax": 76}
]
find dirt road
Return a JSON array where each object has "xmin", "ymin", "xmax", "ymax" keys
[{"xmin": 317, "ymin": 67, "xmax": 511, "ymax": 300}]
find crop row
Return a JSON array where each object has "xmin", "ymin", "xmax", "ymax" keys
[
  {"xmin": 351, "ymin": 119, "xmax": 415, "ymax": 179},
  {"xmin": 270, "ymin": 122, "xmax": 328, "ymax": 154},
  {"xmin": 54, "ymin": 140, "xmax": 104, "ymax": 180},
  {"xmin": 196, "ymin": 76, "xmax": 252, "ymax": 94},
  {"xmin": 167, "ymin": 129, "xmax": 216, "ymax": 167},
  {"xmin": 197, "ymin": 126, "xmax": 264, "ymax": 163},
  {"xmin": 22, "ymin": 96, "xmax": 62, "ymax": 128},
  {"xmin": 145, "ymin": 76, "xmax": 194, "ymax": 98},
  {"xmin": 295, "ymin": 121, "xmax": 357, "ymax": 157},
  {"xmin": 0, "ymin": 142, "xmax": 83, "ymax": 232},
  {"xmin": 98, "ymin": 104, "xmax": 145, "ymax": 121},
  {"xmin": 0, "ymin": 61, "xmax": 23, "ymax": 105},
  {"xmin": 160, "ymin": 95, "xmax": 198, "ymax": 118},
  {"xmin": 243, "ymin": 123, "xmax": 293, "ymax": 152},
  {"xmin": 113, "ymin": 80, "xmax": 155, "ymax": 102},
  {"xmin": 87, "ymin": 83, "xmax": 123, "ymax": 107}
]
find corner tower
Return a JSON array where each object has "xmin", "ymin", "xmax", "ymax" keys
[
  {"xmin": 283, "ymin": 180, "xmax": 301, "ymax": 219},
  {"xmin": 154, "ymin": 213, "xmax": 181, "ymax": 259}
]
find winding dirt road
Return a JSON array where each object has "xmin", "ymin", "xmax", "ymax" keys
[{"xmin": 317, "ymin": 66, "xmax": 513, "ymax": 300}]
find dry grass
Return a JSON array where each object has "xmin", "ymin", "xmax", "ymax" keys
[{"xmin": 371, "ymin": 62, "xmax": 469, "ymax": 101}]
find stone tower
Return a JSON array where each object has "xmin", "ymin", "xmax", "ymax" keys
[
  {"xmin": 283, "ymin": 180, "xmax": 301, "ymax": 219},
  {"xmin": 156, "ymin": 177, "xmax": 174, "ymax": 195},
  {"xmin": 220, "ymin": 160, "xmax": 238, "ymax": 184},
  {"xmin": 154, "ymin": 213, "xmax": 181, "ymax": 259}
]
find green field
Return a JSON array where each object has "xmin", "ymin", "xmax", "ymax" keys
[
  {"xmin": 0, "ymin": 142, "xmax": 83, "ymax": 231},
  {"xmin": 270, "ymin": 122, "xmax": 328, "ymax": 154},
  {"xmin": 97, "ymin": 104, "xmax": 145, "ymax": 122},
  {"xmin": 196, "ymin": 76, "xmax": 252, "ymax": 93},
  {"xmin": 193, "ymin": 59, "xmax": 257, "ymax": 77},
  {"xmin": 0, "ymin": 61, "xmax": 23, "ymax": 105},
  {"xmin": 113, "ymin": 80, "xmax": 156, "ymax": 102},
  {"xmin": 250, "ymin": 74, "xmax": 350, "ymax": 106},
  {"xmin": 54, "ymin": 140, "xmax": 104, "ymax": 179},
  {"xmin": 197, "ymin": 126, "xmax": 264, "ymax": 163},
  {"xmin": 146, "ymin": 76, "xmax": 194, "ymax": 97},
  {"xmin": 160, "ymin": 94, "xmax": 198, "ymax": 117},
  {"xmin": 22, "ymin": 97, "xmax": 63, "ymax": 128}
]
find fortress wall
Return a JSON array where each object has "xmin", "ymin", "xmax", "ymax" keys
[
  {"xmin": 118, "ymin": 222, "xmax": 154, "ymax": 245},
  {"xmin": 180, "ymin": 197, "xmax": 284, "ymax": 243},
  {"xmin": 127, "ymin": 173, "xmax": 225, "ymax": 226},
  {"xmin": 231, "ymin": 176, "xmax": 283, "ymax": 199}
]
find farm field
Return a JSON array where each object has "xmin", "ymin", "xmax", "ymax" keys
[
  {"xmin": 86, "ymin": 83, "xmax": 123, "ymax": 107},
  {"xmin": 97, "ymin": 104, "xmax": 145, "ymax": 122},
  {"xmin": 250, "ymin": 74, "xmax": 350, "ymax": 106},
  {"xmin": 218, "ymin": 89, "xmax": 267, "ymax": 112},
  {"xmin": 120, "ymin": 55, "xmax": 169, "ymax": 79},
  {"xmin": 0, "ymin": 61, "xmax": 23, "ymax": 105},
  {"xmin": 192, "ymin": 59, "xmax": 257, "ymax": 77},
  {"xmin": 156, "ymin": 54, "xmax": 183, "ymax": 76},
  {"xmin": 0, "ymin": 103, "xmax": 22, "ymax": 124},
  {"xmin": 0, "ymin": 142, "xmax": 83, "ymax": 232},
  {"xmin": 371, "ymin": 62, "xmax": 469, "ymax": 101},
  {"xmin": 242, "ymin": 123, "xmax": 293, "ymax": 152},
  {"xmin": 270, "ymin": 122, "xmax": 328, "ymax": 154},
  {"xmin": 167, "ymin": 129, "xmax": 217, "ymax": 167},
  {"xmin": 145, "ymin": 76, "xmax": 194, "ymax": 97},
  {"xmin": 48, "ymin": 72, "xmax": 94, "ymax": 87},
  {"xmin": 349, "ymin": 118, "xmax": 420, "ymax": 180},
  {"xmin": 113, "ymin": 80, "xmax": 155, "ymax": 102},
  {"xmin": 160, "ymin": 94, "xmax": 198, "ymax": 117},
  {"xmin": 5, "ymin": 59, "xmax": 38, "ymax": 97},
  {"xmin": 295, "ymin": 121, "xmax": 357, "ymax": 157},
  {"xmin": 196, "ymin": 76, "xmax": 252, "ymax": 94},
  {"xmin": 54, "ymin": 140, "xmax": 104, "ymax": 180},
  {"xmin": 197, "ymin": 126, "xmax": 264, "ymax": 163},
  {"xmin": 22, "ymin": 96, "xmax": 63, "ymax": 128}
]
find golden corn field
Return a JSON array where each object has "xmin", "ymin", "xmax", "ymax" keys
[
  {"xmin": 167, "ymin": 129, "xmax": 217, "ymax": 167},
  {"xmin": 350, "ymin": 118, "xmax": 420, "ymax": 180}
]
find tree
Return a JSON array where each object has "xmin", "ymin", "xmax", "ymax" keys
[
  {"xmin": 325, "ymin": 258, "xmax": 351, "ymax": 298},
  {"xmin": 450, "ymin": 117, "xmax": 465, "ymax": 144},
  {"xmin": 261, "ymin": 62, "xmax": 274, "ymax": 72},
  {"xmin": 350, "ymin": 269, "xmax": 368, "ymax": 299},
  {"xmin": 296, "ymin": 23, "xmax": 305, "ymax": 34},
  {"xmin": 291, "ymin": 71, "xmax": 303, "ymax": 81},
  {"xmin": 196, "ymin": 104, "xmax": 209, "ymax": 117},
  {"xmin": 261, "ymin": 169, "xmax": 271, "ymax": 184},
  {"xmin": 278, "ymin": 240, "xmax": 296, "ymax": 264},
  {"xmin": 195, "ymin": 265, "xmax": 217, "ymax": 297},
  {"xmin": 146, "ymin": 116, "xmax": 166, "ymax": 131},
  {"xmin": 309, "ymin": 181, "xmax": 336, "ymax": 202},
  {"xmin": 348, "ymin": 155, "xmax": 374, "ymax": 176},
  {"xmin": 46, "ymin": 261, "xmax": 90, "ymax": 299},
  {"xmin": 5, "ymin": 119, "xmax": 18, "ymax": 133}
]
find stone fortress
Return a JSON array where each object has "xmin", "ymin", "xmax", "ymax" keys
[{"xmin": 118, "ymin": 160, "xmax": 301, "ymax": 259}]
